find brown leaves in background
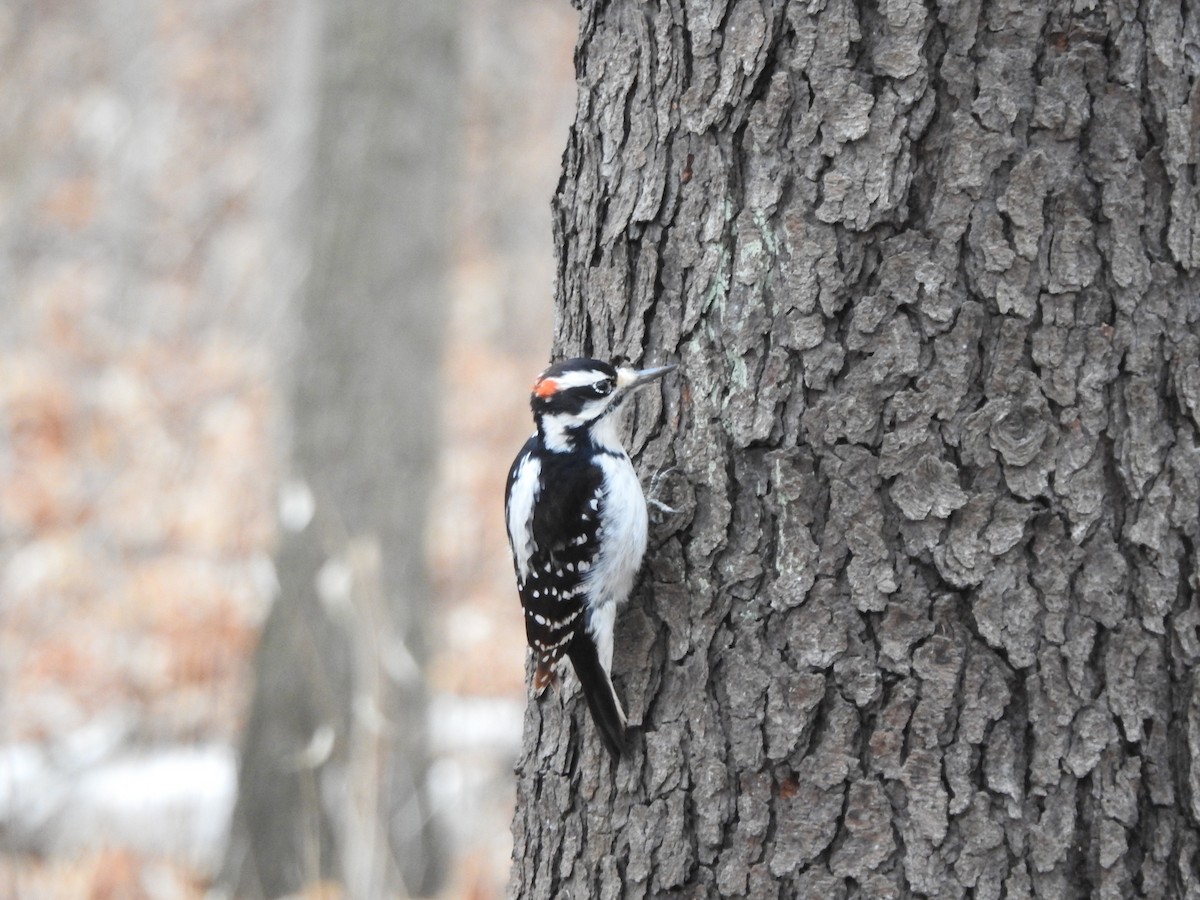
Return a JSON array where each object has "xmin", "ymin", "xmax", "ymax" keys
[{"xmin": 0, "ymin": 280, "xmax": 277, "ymax": 744}]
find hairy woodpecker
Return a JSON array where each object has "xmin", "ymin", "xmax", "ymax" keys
[{"xmin": 504, "ymin": 357, "xmax": 674, "ymax": 758}]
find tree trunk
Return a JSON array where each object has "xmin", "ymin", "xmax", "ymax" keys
[
  {"xmin": 509, "ymin": 1, "xmax": 1200, "ymax": 897},
  {"xmin": 221, "ymin": 1, "xmax": 457, "ymax": 897}
]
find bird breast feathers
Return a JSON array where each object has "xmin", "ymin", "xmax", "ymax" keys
[{"xmin": 587, "ymin": 454, "xmax": 648, "ymax": 607}]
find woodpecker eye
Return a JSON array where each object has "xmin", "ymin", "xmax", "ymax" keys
[{"xmin": 594, "ymin": 379, "xmax": 614, "ymax": 396}]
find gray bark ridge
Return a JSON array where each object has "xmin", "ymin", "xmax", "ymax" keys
[{"xmin": 223, "ymin": 1, "xmax": 458, "ymax": 896}]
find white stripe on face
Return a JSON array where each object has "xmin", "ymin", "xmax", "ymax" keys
[
  {"xmin": 539, "ymin": 397, "xmax": 621, "ymax": 451},
  {"xmin": 539, "ymin": 368, "xmax": 611, "ymax": 392}
]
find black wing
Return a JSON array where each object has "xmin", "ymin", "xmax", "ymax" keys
[
  {"xmin": 519, "ymin": 449, "xmax": 604, "ymax": 689},
  {"xmin": 507, "ymin": 444, "xmax": 628, "ymax": 757}
]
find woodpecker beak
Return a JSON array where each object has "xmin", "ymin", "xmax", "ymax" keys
[{"xmin": 617, "ymin": 363, "xmax": 676, "ymax": 392}]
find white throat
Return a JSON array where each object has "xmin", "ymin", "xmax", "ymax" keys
[
  {"xmin": 587, "ymin": 412, "xmax": 626, "ymax": 454},
  {"xmin": 540, "ymin": 404, "xmax": 628, "ymax": 454}
]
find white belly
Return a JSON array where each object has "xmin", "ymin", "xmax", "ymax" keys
[{"xmin": 586, "ymin": 453, "xmax": 647, "ymax": 669}]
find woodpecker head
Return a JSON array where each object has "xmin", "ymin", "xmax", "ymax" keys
[{"xmin": 530, "ymin": 357, "xmax": 675, "ymax": 452}]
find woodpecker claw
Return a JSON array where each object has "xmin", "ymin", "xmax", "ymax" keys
[{"xmin": 647, "ymin": 466, "xmax": 680, "ymax": 515}]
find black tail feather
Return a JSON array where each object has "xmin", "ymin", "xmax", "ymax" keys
[{"xmin": 567, "ymin": 637, "xmax": 628, "ymax": 759}]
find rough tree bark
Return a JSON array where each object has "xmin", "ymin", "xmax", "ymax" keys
[
  {"xmin": 510, "ymin": 1, "xmax": 1200, "ymax": 897},
  {"xmin": 220, "ymin": 1, "xmax": 457, "ymax": 897}
]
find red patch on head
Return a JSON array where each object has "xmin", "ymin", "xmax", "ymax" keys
[{"xmin": 534, "ymin": 378, "xmax": 559, "ymax": 398}]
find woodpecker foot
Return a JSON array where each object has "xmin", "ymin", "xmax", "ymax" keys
[{"xmin": 647, "ymin": 466, "xmax": 680, "ymax": 515}]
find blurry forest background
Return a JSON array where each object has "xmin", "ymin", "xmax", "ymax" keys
[{"xmin": 0, "ymin": 0, "xmax": 574, "ymax": 896}]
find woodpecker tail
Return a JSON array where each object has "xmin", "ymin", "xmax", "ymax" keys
[
  {"xmin": 532, "ymin": 659, "xmax": 559, "ymax": 695},
  {"xmin": 567, "ymin": 636, "xmax": 628, "ymax": 759}
]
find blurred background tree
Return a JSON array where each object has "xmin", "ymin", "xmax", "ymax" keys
[
  {"xmin": 0, "ymin": 0, "xmax": 573, "ymax": 897},
  {"xmin": 219, "ymin": 0, "xmax": 458, "ymax": 896}
]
